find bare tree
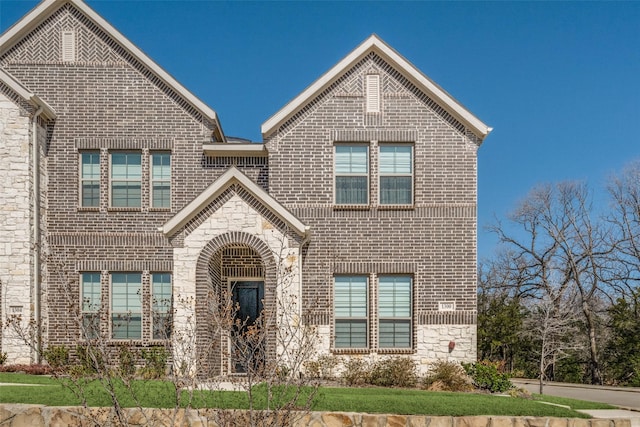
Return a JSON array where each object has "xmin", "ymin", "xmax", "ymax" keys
[
  {"xmin": 491, "ymin": 182, "xmax": 614, "ymax": 384},
  {"xmin": 218, "ymin": 228, "xmax": 320, "ymax": 427},
  {"xmin": 524, "ymin": 290, "xmax": 583, "ymax": 394},
  {"xmin": 607, "ymin": 160, "xmax": 640, "ymax": 294}
]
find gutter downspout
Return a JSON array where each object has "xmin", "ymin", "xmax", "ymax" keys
[
  {"xmin": 298, "ymin": 228, "xmax": 312, "ymax": 320},
  {"xmin": 32, "ymin": 105, "xmax": 43, "ymax": 364}
]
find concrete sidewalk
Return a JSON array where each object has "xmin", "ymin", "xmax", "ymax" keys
[
  {"xmin": 578, "ymin": 410, "xmax": 640, "ymax": 427},
  {"xmin": 0, "ymin": 383, "xmax": 47, "ymax": 386}
]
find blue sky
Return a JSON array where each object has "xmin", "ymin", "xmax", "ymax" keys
[{"xmin": 1, "ymin": 1, "xmax": 639, "ymax": 258}]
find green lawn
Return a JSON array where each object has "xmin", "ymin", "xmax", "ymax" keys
[
  {"xmin": 0, "ymin": 373, "xmax": 614, "ymax": 417},
  {"xmin": 313, "ymin": 387, "xmax": 613, "ymax": 417}
]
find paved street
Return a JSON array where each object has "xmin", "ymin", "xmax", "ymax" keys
[
  {"xmin": 513, "ymin": 379, "xmax": 640, "ymax": 411},
  {"xmin": 513, "ymin": 378, "xmax": 640, "ymax": 427}
]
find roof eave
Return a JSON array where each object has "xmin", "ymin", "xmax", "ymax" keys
[
  {"xmin": 203, "ymin": 143, "xmax": 268, "ymax": 156},
  {"xmin": 0, "ymin": 68, "xmax": 57, "ymax": 119},
  {"xmin": 261, "ymin": 34, "xmax": 491, "ymax": 140},
  {"xmin": 0, "ymin": 0, "xmax": 222, "ymax": 137},
  {"xmin": 160, "ymin": 167, "xmax": 309, "ymax": 237}
]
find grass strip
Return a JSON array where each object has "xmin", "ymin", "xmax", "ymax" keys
[
  {"xmin": 311, "ymin": 388, "xmax": 593, "ymax": 417},
  {"xmin": 0, "ymin": 374, "xmax": 613, "ymax": 418}
]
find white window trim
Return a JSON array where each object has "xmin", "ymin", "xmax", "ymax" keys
[
  {"xmin": 378, "ymin": 143, "xmax": 414, "ymax": 206},
  {"xmin": 333, "ymin": 143, "xmax": 370, "ymax": 206},
  {"xmin": 149, "ymin": 152, "xmax": 171, "ymax": 209}
]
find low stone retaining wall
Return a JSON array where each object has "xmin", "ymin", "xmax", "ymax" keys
[{"xmin": 0, "ymin": 404, "xmax": 632, "ymax": 427}]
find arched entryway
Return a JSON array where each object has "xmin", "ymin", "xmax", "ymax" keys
[{"xmin": 194, "ymin": 232, "xmax": 277, "ymax": 377}]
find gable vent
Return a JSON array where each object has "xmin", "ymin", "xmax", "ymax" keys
[
  {"xmin": 366, "ymin": 74, "xmax": 380, "ymax": 113},
  {"xmin": 61, "ymin": 31, "xmax": 76, "ymax": 62}
]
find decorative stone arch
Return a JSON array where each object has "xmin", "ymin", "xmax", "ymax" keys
[{"xmin": 193, "ymin": 231, "xmax": 278, "ymax": 377}]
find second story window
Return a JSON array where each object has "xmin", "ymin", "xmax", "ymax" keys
[
  {"xmin": 110, "ymin": 152, "xmax": 141, "ymax": 208},
  {"xmin": 379, "ymin": 145, "xmax": 413, "ymax": 205},
  {"xmin": 150, "ymin": 153, "xmax": 171, "ymax": 209},
  {"xmin": 335, "ymin": 145, "xmax": 368, "ymax": 205},
  {"xmin": 80, "ymin": 152, "xmax": 100, "ymax": 207}
]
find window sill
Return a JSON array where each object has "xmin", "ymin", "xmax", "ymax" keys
[
  {"xmin": 376, "ymin": 348, "xmax": 415, "ymax": 354},
  {"xmin": 331, "ymin": 348, "xmax": 370, "ymax": 355},
  {"xmin": 107, "ymin": 207, "xmax": 142, "ymax": 212},
  {"xmin": 376, "ymin": 204, "xmax": 415, "ymax": 210},
  {"xmin": 332, "ymin": 205, "xmax": 370, "ymax": 211}
]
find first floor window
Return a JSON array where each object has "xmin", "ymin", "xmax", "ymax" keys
[
  {"xmin": 379, "ymin": 145, "xmax": 413, "ymax": 205},
  {"xmin": 334, "ymin": 276, "xmax": 368, "ymax": 348},
  {"xmin": 150, "ymin": 152, "xmax": 171, "ymax": 208},
  {"xmin": 80, "ymin": 151, "xmax": 100, "ymax": 207},
  {"xmin": 81, "ymin": 272, "xmax": 101, "ymax": 339},
  {"xmin": 335, "ymin": 145, "xmax": 369, "ymax": 205},
  {"xmin": 378, "ymin": 276, "xmax": 412, "ymax": 348},
  {"xmin": 111, "ymin": 273, "xmax": 142, "ymax": 339},
  {"xmin": 110, "ymin": 152, "xmax": 141, "ymax": 207},
  {"xmin": 152, "ymin": 273, "xmax": 172, "ymax": 340}
]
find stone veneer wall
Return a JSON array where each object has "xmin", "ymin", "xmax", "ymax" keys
[
  {"xmin": 173, "ymin": 194, "xmax": 302, "ymax": 376},
  {"xmin": 0, "ymin": 405, "xmax": 632, "ymax": 427},
  {"xmin": 0, "ymin": 91, "xmax": 33, "ymax": 364}
]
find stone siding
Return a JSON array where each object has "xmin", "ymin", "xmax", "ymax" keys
[
  {"xmin": 0, "ymin": 405, "xmax": 631, "ymax": 427},
  {"xmin": 173, "ymin": 193, "xmax": 302, "ymax": 376},
  {"xmin": 314, "ymin": 324, "xmax": 476, "ymax": 375},
  {"xmin": 0, "ymin": 90, "xmax": 33, "ymax": 364}
]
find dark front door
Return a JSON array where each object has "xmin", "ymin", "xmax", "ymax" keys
[{"xmin": 231, "ymin": 280, "xmax": 264, "ymax": 373}]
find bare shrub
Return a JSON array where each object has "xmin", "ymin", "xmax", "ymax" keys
[
  {"xmin": 341, "ymin": 358, "xmax": 370, "ymax": 386},
  {"xmin": 368, "ymin": 357, "xmax": 417, "ymax": 388},
  {"xmin": 422, "ymin": 360, "xmax": 473, "ymax": 392},
  {"xmin": 304, "ymin": 355, "xmax": 340, "ymax": 380}
]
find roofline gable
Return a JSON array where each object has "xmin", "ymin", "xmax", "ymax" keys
[
  {"xmin": 261, "ymin": 34, "xmax": 492, "ymax": 140},
  {"xmin": 160, "ymin": 166, "xmax": 310, "ymax": 237},
  {"xmin": 0, "ymin": 68, "xmax": 56, "ymax": 119},
  {"xmin": 0, "ymin": 0, "xmax": 223, "ymax": 140}
]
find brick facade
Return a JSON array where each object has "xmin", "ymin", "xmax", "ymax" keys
[
  {"xmin": 264, "ymin": 52, "xmax": 482, "ymax": 371},
  {"xmin": 0, "ymin": 0, "xmax": 489, "ymax": 374}
]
